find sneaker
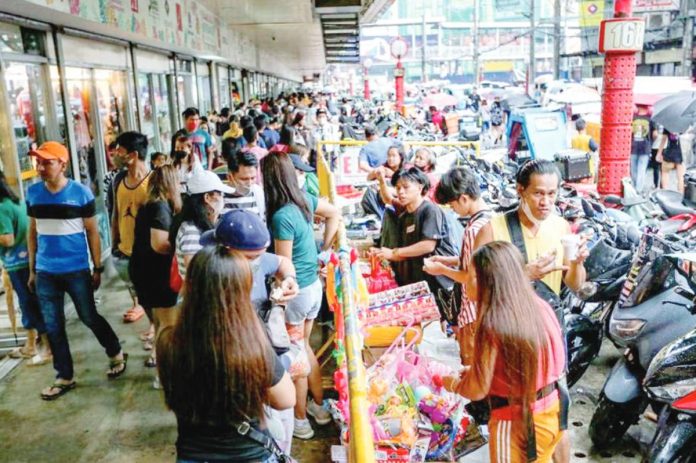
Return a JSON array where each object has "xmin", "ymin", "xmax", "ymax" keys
[
  {"xmin": 307, "ymin": 400, "xmax": 332, "ymax": 425},
  {"xmin": 293, "ymin": 418, "xmax": 314, "ymax": 439}
]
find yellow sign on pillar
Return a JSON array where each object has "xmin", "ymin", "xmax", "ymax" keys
[{"xmin": 579, "ymin": 0, "xmax": 605, "ymax": 28}]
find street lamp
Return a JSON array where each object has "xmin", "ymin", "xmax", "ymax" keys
[
  {"xmin": 390, "ymin": 36, "xmax": 409, "ymax": 112},
  {"xmin": 363, "ymin": 58, "xmax": 373, "ymax": 101}
]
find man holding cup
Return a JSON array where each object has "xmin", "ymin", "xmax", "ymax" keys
[{"xmin": 473, "ymin": 159, "xmax": 588, "ymax": 463}]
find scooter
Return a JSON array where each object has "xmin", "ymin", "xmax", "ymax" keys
[
  {"xmin": 589, "ymin": 231, "xmax": 696, "ymax": 448},
  {"xmin": 564, "ymin": 237, "xmax": 633, "ymax": 387},
  {"xmin": 644, "ymin": 322, "xmax": 696, "ymax": 462}
]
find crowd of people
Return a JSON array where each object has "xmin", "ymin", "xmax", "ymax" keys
[{"xmin": 0, "ymin": 89, "xmax": 592, "ymax": 462}]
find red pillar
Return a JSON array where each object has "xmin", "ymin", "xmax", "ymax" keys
[
  {"xmin": 364, "ymin": 71, "xmax": 370, "ymax": 100},
  {"xmin": 395, "ymin": 59, "xmax": 405, "ymax": 112},
  {"xmin": 598, "ymin": 0, "xmax": 637, "ymax": 196}
]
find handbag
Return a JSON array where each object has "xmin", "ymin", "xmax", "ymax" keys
[
  {"xmin": 169, "ymin": 256, "xmax": 183, "ymax": 293},
  {"xmin": 257, "ymin": 276, "xmax": 291, "ymax": 355}
]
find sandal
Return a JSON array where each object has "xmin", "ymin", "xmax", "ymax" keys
[
  {"xmin": 144, "ymin": 356, "xmax": 157, "ymax": 368},
  {"xmin": 9, "ymin": 346, "xmax": 35, "ymax": 359},
  {"xmin": 123, "ymin": 306, "xmax": 145, "ymax": 323},
  {"xmin": 142, "ymin": 339, "xmax": 154, "ymax": 351},
  {"xmin": 139, "ymin": 329, "xmax": 155, "ymax": 342},
  {"xmin": 107, "ymin": 353, "xmax": 128, "ymax": 379},
  {"xmin": 40, "ymin": 381, "xmax": 76, "ymax": 401}
]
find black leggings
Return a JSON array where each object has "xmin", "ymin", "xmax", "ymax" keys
[{"xmin": 649, "ymin": 148, "xmax": 661, "ymax": 188}]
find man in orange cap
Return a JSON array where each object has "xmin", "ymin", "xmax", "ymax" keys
[{"xmin": 26, "ymin": 141, "xmax": 126, "ymax": 400}]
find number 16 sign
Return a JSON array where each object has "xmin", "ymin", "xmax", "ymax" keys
[{"xmin": 599, "ymin": 18, "xmax": 646, "ymax": 53}]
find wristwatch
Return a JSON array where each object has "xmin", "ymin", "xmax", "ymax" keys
[{"xmin": 94, "ymin": 265, "xmax": 105, "ymax": 274}]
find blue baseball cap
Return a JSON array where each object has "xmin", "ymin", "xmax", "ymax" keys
[{"xmin": 199, "ymin": 209, "xmax": 270, "ymax": 250}]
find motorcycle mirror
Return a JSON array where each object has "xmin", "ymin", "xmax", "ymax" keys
[{"xmin": 674, "ymin": 286, "xmax": 696, "ymax": 301}]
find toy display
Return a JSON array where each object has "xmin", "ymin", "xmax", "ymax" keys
[
  {"xmin": 361, "ymin": 281, "xmax": 440, "ymax": 327},
  {"xmin": 329, "ymin": 326, "xmax": 487, "ymax": 462}
]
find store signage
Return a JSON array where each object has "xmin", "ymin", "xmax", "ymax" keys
[
  {"xmin": 598, "ymin": 18, "xmax": 646, "ymax": 53},
  {"xmin": 634, "ymin": 0, "xmax": 679, "ymax": 12}
]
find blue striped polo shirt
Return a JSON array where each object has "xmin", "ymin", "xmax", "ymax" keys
[{"xmin": 26, "ymin": 180, "xmax": 96, "ymax": 274}]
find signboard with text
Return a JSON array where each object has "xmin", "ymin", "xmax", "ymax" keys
[{"xmin": 599, "ymin": 18, "xmax": 646, "ymax": 53}]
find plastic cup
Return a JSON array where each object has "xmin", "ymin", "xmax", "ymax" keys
[{"xmin": 561, "ymin": 234, "xmax": 580, "ymax": 261}]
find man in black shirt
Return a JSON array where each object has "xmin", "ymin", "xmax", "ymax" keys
[{"xmin": 372, "ymin": 168, "xmax": 457, "ymax": 317}]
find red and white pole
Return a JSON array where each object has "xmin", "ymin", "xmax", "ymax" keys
[
  {"xmin": 597, "ymin": 0, "xmax": 644, "ymax": 195},
  {"xmin": 395, "ymin": 59, "xmax": 405, "ymax": 112},
  {"xmin": 364, "ymin": 68, "xmax": 370, "ymax": 100}
]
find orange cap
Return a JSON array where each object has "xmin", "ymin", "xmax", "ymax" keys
[{"xmin": 30, "ymin": 141, "xmax": 69, "ymax": 163}]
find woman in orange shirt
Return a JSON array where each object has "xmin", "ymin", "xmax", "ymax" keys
[{"xmin": 444, "ymin": 241, "xmax": 567, "ymax": 463}]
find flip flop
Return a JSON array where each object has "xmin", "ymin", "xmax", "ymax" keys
[
  {"xmin": 9, "ymin": 346, "xmax": 35, "ymax": 359},
  {"xmin": 123, "ymin": 306, "xmax": 145, "ymax": 323},
  {"xmin": 41, "ymin": 381, "xmax": 76, "ymax": 401},
  {"xmin": 107, "ymin": 353, "xmax": 128, "ymax": 379},
  {"xmin": 144, "ymin": 356, "xmax": 157, "ymax": 368}
]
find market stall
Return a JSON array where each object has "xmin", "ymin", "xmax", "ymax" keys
[{"xmin": 316, "ymin": 141, "xmax": 487, "ymax": 463}]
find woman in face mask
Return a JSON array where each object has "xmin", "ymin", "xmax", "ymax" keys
[
  {"xmin": 172, "ymin": 137, "xmax": 202, "ymax": 193},
  {"xmin": 169, "ymin": 170, "xmax": 233, "ymax": 282}
]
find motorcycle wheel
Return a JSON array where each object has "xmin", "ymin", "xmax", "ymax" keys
[
  {"xmin": 589, "ymin": 394, "xmax": 644, "ymax": 448},
  {"xmin": 565, "ymin": 314, "xmax": 603, "ymax": 388}
]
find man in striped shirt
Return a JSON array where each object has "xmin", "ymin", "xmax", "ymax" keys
[
  {"xmin": 423, "ymin": 167, "xmax": 491, "ymax": 365},
  {"xmin": 26, "ymin": 141, "xmax": 126, "ymax": 401},
  {"xmin": 223, "ymin": 149, "xmax": 266, "ymax": 220}
]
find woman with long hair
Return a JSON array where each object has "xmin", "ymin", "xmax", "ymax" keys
[
  {"xmin": 444, "ymin": 241, "xmax": 566, "ymax": 462},
  {"xmin": 158, "ymin": 247, "xmax": 295, "ymax": 462},
  {"xmin": 262, "ymin": 152, "xmax": 339, "ymax": 440},
  {"xmin": 0, "ymin": 170, "xmax": 51, "ymax": 363},
  {"xmin": 170, "ymin": 170, "xmax": 232, "ymax": 281},
  {"xmin": 129, "ymin": 165, "xmax": 182, "ymax": 376}
]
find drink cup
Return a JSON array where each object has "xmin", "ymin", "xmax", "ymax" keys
[{"xmin": 561, "ymin": 234, "xmax": 580, "ymax": 261}]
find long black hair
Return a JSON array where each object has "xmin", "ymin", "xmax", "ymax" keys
[
  {"xmin": 261, "ymin": 152, "xmax": 311, "ymax": 224},
  {"xmin": 169, "ymin": 193, "xmax": 215, "ymax": 249},
  {"xmin": 0, "ymin": 171, "xmax": 19, "ymax": 204}
]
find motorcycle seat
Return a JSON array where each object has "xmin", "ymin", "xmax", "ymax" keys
[{"xmin": 652, "ymin": 190, "xmax": 696, "ymax": 217}]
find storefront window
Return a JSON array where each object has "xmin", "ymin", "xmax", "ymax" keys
[
  {"xmin": 0, "ymin": 23, "xmax": 24, "ymax": 54},
  {"xmin": 177, "ymin": 74, "xmax": 196, "ymax": 112},
  {"xmin": 199, "ymin": 75, "xmax": 212, "ymax": 114},
  {"xmin": 154, "ymin": 74, "xmax": 172, "ymax": 153},
  {"xmin": 218, "ymin": 66, "xmax": 230, "ymax": 110},
  {"xmin": 137, "ymin": 73, "xmax": 157, "ymax": 154},
  {"xmin": 5, "ymin": 62, "xmax": 50, "ymax": 194}
]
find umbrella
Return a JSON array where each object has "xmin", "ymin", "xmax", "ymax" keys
[
  {"xmin": 422, "ymin": 93, "xmax": 458, "ymax": 109},
  {"xmin": 652, "ymin": 91, "xmax": 696, "ymax": 133}
]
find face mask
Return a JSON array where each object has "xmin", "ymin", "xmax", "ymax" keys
[
  {"xmin": 185, "ymin": 121, "xmax": 198, "ymax": 132},
  {"xmin": 208, "ymin": 194, "xmax": 224, "ymax": 216},
  {"xmin": 234, "ymin": 182, "xmax": 252, "ymax": 196},
  {"xmin": 520, "ymin": 197, "xmax": 544, "ymax": 227},
  {"xmin": 112, "ymin": 154, "xmax": 125, "ymax": 169}
]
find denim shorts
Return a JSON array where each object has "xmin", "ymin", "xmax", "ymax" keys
[{"xmin": 284, "ymin": 278, "xmax": 322, "ymax": 325}]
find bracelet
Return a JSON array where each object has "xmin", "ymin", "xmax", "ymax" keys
[{"xmin": 94, "ymin": 265, "xmax": 105, "ymax": 274}]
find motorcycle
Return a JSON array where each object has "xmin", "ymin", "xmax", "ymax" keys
[
  {"xmin": 589, "ymin": 231, "xmax": 696, "ymax": 448},
  {"xmin": 644, "ymin": 320, "xmax": 696, "ymax": 462},
  {"xmin": 563, "ymin": 237, "xmax": 634, "ymax": 387}
]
